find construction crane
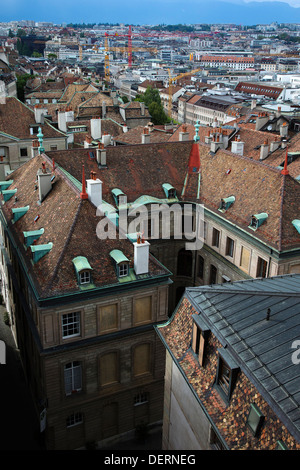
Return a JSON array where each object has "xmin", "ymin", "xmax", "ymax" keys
[{"xmin": 168, "ymin": 68, "xmax": 202, "ymax": 117}]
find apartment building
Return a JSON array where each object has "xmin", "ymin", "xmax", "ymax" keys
[
  {"xmin": 195, "ymin": 55, "xmax": 255, "ymax": 71},
  {"xmin": 156, "ymin": 274, "xmax": 300, "ymax": 450},
  {"xmin": 0, "ymin": 97, "xmax": 67, "ymax": 175},
  {"xmin": 0, "ymin": 152, "xmax": 171, "ymax": 450}
]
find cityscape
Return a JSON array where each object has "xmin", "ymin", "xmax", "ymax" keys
[{"xmin": 0, "ymin": 2, "xmax": 300, "ymax": 455}]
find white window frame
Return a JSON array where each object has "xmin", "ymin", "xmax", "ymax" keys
[
  {"xmin": 66, "ymin": 412, "xmax": 83, "ymax": 428},
  {"xmin": 62, "ymin": 311, "xmax": 81, "ymax": 339},
  {"xmin": 64, "ymin": 361, "xmax": 82, "ymax": 396},
  {"xmin": 79, "ymin": 270, "xmax": 90, "ymax": 284},
  {"xmin": 118, "ymin": 263, "xmax": 129, "ymax": 277}
]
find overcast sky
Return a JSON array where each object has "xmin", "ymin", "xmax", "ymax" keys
[{"xmin": 1, "ymin": 0, "xmax": 300, "ymax": 25}]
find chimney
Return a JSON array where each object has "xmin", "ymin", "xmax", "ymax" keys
[
  {"xmin": 255, "ymin": 113, "xmax": 269, "ymax": 131},
  {"xmin": 102, "ymin": 132, "xmax": 111, "ymax": 147},
  {"xmin": 212, "ymin": 117, "xmax": 218, "ymax": 128},
  {"xmin": 140, "ymin": 102, "xmax": 145, "ymax": 116},
  {"xmin": 37, "ymin": 163, "xmax": 52, "ymax": 202},
  {"xmin": 270, "ymin": 137, "xmax": 280, "ymax": 153},
  {"xmin": 251, "ymin": 99, "xmax": 256, "ymax": 110},
  {"xmin": 65, "ymin": 108, "xmax": 74, "ymax": 122},
  {"xmin": 31, "ymin": 139, "xmax": 39, "ymax": 158},
  {"xmin": 280, "ymin": 122, "xmax": 288, "ymax": 138},
  {"xmin": 84, "ymin": 135, "xmax": 93, "ymax": 148},
  {"xmin": 58, "ymin": 111, "xmax": 67, "ymax": 132},
  {"xmin": 281, "ymin": 139, "xmax": 288, "ymax": 149},
  {"xmin": 231, "ymin": 138, "xmax": 245, "ymax": 156},
  {"xmin": 276, "ymin": 106, "xmax": 281, "ymax": 118},
  {"xmin": 260, "ymin": 140, "xmax": 269, "ymax": 160},
  {"xmin": 142, "ymin": 127, "xmax": 150, "ymax": 144},
  {"xmin": 179, "ymin": 125, "xmax": 189, "ymax": 141},
  {"xmin": 90, "ymin": 118, "xmax": 102, "ymax": 140},
  {"xmin": 34, "ymin": 105, "xmax": 47, "ymax": 124},
  {"xmin": 96, "ymin": 143, "xmax": 106, "ymax": 166},
  {"xmin": 0, "ymin": 161, "xmax": 5, "ymax": 181},
  {"xmin": 134, "ymin": 238, "xmax": 150, "ymax": 275},
  {"xmin": 102, "ymin": 101, "xmax": 106, "ymax": 118},
  {"xmin": 86, "ymin": 176, "xmax": 102, "ymax": 208},
  {"xmin": 123, "ymin": 125, "xmax": 128, "ymax": 133},
  {"xmin": 210, "ymin": 135, "xmax": 221, "ymax": 153}
]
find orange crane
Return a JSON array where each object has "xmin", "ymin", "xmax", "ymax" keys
[{"xmin": 168, "ymin": 68, "xmax": 202, "ymax": 116}]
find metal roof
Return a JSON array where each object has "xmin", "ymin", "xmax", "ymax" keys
[
  {"xmin": 72, "ymin": 256, "xmax": 93, "ymax": 273},
  {"xmin": 186, "ymin": 274, "xmax": 300, "ymax": 442}
]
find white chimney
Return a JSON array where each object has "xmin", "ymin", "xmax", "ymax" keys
[
  {"xmin": 86, "ymin": 176, "xmax": 102, "ymax": 209},
  {"xmin": 140, "ymin": 102, "xmax": 145, "ymax": 116},
  {"xmin": 31, "ymin": 140, "xmax": 39, "ymax": 158},
  {"xmin": 65, "ymin": 109, "xmax": 74, "ymax": 122},
  {"xmin": 123, "ymin": 125, "xmax": 128, "ymax": 133},
  {"xmin": 270, "ymin": 139, "xmax": 280, "ymax": 153},
  {"xmin": 90, "ymin": 118, "xmax": 102, "ymax": 140},
  {"xmin": 37, "ymin": 163, "xmax": 52, "ymax": 202},
  {"xmin": 142, "ymin": 128, "xmax": 150, "ymax": 144},
  {"xmin": 179, "ymin": 125, "xmax": 189, "ymax": 141},
  {"xmin": 134, "ymin": 240, "xmax": 150, "ymax": 275},
  {"xmin": 102, "ymin": 133, "xmax": 111, "ymax": 146},
  {"xmin": 280, "ymin": 122, "xmax": 288, "ymax": 138},
  {"xmin": 102, "ymin": 101, "xmax": 107, "ymax": 118},
  {"xmin": 96, "ymin": 144, "xmax": 106, "ymax": 166},
  {"xmin": 260, "ymin": 141, "xmax": 269, "ymax": 160},
  {"xmin": 84, "ymin": 136, "xmax": 93, "ymax": 148},
  {"xmin": 0, "ymin": 162, "xmax": 5, "ymax": 181},
  {"xmin": 231, "ymin": 140, "xmax": 244, "ymax": 156},
  {"xmin": 255, "ymin": 113, "xmax": 269, "ymax": 131},
  {"xmin": 58, "ymin": 111, "xmax": 67, "ymax": 132},
  {"xmin": 34, "ymin": 106, "xmax": 48, "ymax": 124}
]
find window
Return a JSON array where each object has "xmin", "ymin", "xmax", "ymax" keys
[
  {"xmin": 99, "ymin": 303, "xmax": 118, "ymax": 333},
  {"xmin": 247, "ymin": 404, "xmax": 265, "ymax": 437},
  {"xmin": 191, "ymin": 314, "xmax": 210, "ymax": 366},
  {"xmin": 210, "ymin": 264, "xmax": 217, "ymax": 284},
  {"xmin": 210, "ymin": 428, "xmax": 226, "ymax": 450},
  {"xmin": 226, "ymin": 237, "xmax": 234, "ymax": 258},
  {"xmin": 119, "ymin": 262, "xmax": 129, "ymax": 277},
  {"xmin": 79, "ymin": 271, "xmax": 91, "ymax": 284},
  {"xmin": 62, "ymin": 311, "xmax": 80, "ymax": 339},
  {"xmin": 240, "ymin": 246, "xmax": 250, "ymax": 272},
  {"xmin": 212, "ymin": 228, "xmax": 220, "ymax": 248},
  {"xmin": 257, "ymin": 257, "xmax": 267, "ymax": 278},
  {"xmin": 64, "ymin": 361, "xmax": 82, "ymax": 395},
  {"xmin": 177, "ymin": 249, "xmax": 193, "ymax": 277},
  {"xmin": 134, "ymin": 296, "xmax": 152, "ymax": 325},
  {"xmin": 50, "ymin": 145, "xmax": 57, "ymax": 151},
  {"xmin": 20, "ymin": 148, "xmax": 28, "ymax": 157},
  {"xmin": 215, "ymin": 349, "xmax": 239, "ymax": 403},
  {"xmin": 66, "ymin": 412, "xmax": 83, "ymax": 428},
  {"xmin": 133, "ymin": 343, "xmax": 151, "ymax": 377},
  {"xmin": 100, "ymin": 352, "xmax": 119, "ymax": 386},
  {"xmin": 134, "ymin": 392, "xmax": 148, "ymax": 406},
  {"xmin": 197, "ymin": 255, "xmax": 204, "ymax": 279}
]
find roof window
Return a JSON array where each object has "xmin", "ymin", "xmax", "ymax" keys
[
  {"xmin": 218, "ymin": 196, "xmax": 235, "ymax": 212},
  {"xmin": 249, "ymin": 213, "xmax": 268, "ymax": 231},
  {"xmin": 72, "ymin": 256, "xmax": 93, "ymax": 286},
  {"xmin": 162, "ymin": 183, "xmax": 177, "ymax": 200},
  {"xmin": 215, "ymin": 348, "xmax": 239, "ymax": 404},
  {"xmin": 292, "ymin": 219, "xmax": 300, "ymax": 234},
  {"xmin": 31, "ymin": 242, "xmax": 53, "ymax": 264},
  {"xmin": 246, "ymin": 403, "xmax": 265, "ymax": 437},
  {"xmin": 12, "ymin": 206, "xmax": 29, "ymax": 223},
  {"xmin": 110, "ymin": 249, "xmax": 130, "ymax": 278},
  {"xmin": 111, "ymin": 188, "xmax": 126, "ymax": 207},
  {"xmin": 23, "ymin": 228, "xmax": 44, "ymax": 247}
]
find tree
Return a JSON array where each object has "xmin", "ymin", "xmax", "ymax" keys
[
  {"xmin": 16, "ymin": 73, "xmax": 32, "ymax": 102},
  {"xmin": 32, "ymin": 51, "xmax": 42, "ymax": 58},
  {"xmin": 48, "ymin": 53, "xmax": 57, "ymax": 60},
  {"xmin": 134, "ymin": 87, "xmax": 169, "ymax": 125}
]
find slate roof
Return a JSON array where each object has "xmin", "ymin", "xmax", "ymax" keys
[
  {"xmin": 0, "ymin": 97, "xmax": 66, "ymax": 140},
  {"xmin": 48, "ymin": 139, "xmax": 300, "ymax": 252},
  {"xmin": 158, "ymin": 274, "xmax": 300, "ymax": 444},
  {"xmin": 0, "ymin": 154, "xmax": 170, "ymax": 300}
]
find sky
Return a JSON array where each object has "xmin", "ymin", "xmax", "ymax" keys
[{"xmin": 1, "ymin": 0, "xmax": 300, "ymax": 25}]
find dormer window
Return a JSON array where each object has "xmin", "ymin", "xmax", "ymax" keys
[
  {"xmin": 72, "ymin": 256, "xmax": 93, "ymax": 286},
  {"xmin": 219, "ymin": 196, "xmax": 235, "ymax": 212},
  {"xmin": 249, "ymin": 213, "xmax": 268, "ymax": 231},
  {"xmin": 111, "ymin": 188, "xmax": 126, "ymax": 207},
  {"xmin": 110, "ymin": 249, "xmax": 130, "ymax": 279},
  {"xmin": 162, "ymin": 183, "xmax": 177, "ymax": 200},
  {"xmin": 79, "ymin": 271, "xmax": 91, "ymax": 284},
  {"xmin": 215, "ymin": 348, "xmax": 239, "ymax": 403},
  {"xmin": 30, "ymin": 125, "xmax": 39, "ymax": 135},
  {"xmin": 191, "ymin": 314, "xmax": 210, "ymax": 366}
]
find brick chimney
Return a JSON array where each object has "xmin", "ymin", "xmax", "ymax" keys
[{"xmin": 142, "ymin": 127, "xmax": 150, "ymax": 144}]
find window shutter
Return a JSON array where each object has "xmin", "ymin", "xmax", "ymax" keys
[
  {"xmin": 100, "ymin": 304, "xmax": 118, "ymax": 332},
  {"xmin": 100, "ymin": 352, "xmax": 118, "ymax": 385},
  {"xmin": 135, "ymin": 296, "xmax": 152, "ymax": 324},
  {"xmin": 134, "ymin": 344, "xmax": 150, "ymax": 376}
]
